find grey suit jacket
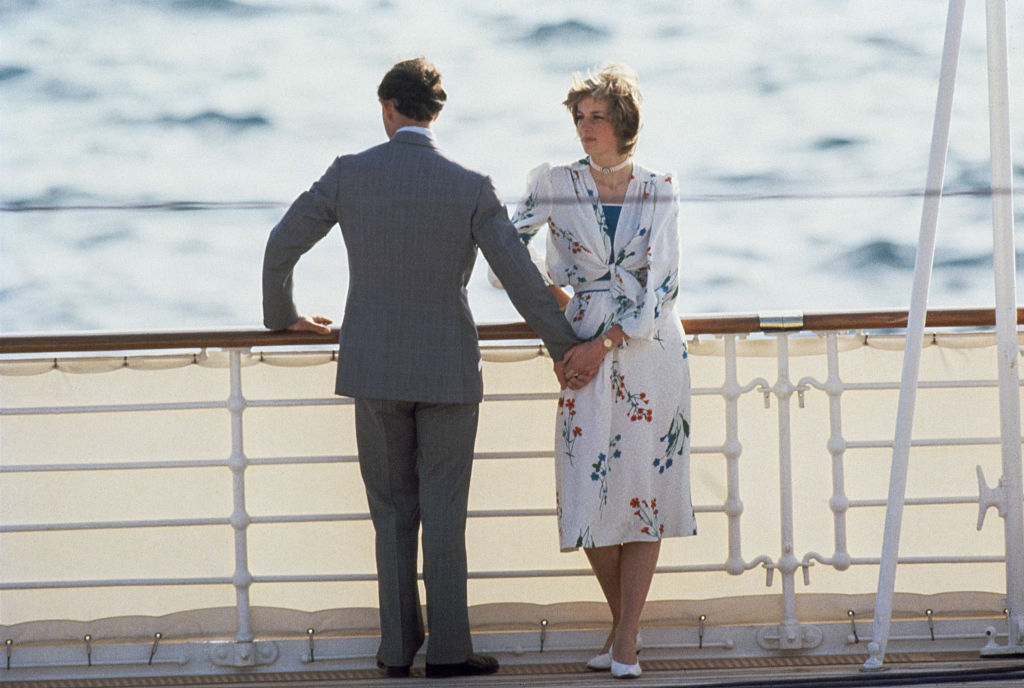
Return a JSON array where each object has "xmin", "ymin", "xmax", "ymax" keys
[{"xmin": 263, "ymin": 130, "xmax": 579, "ymax": 404}]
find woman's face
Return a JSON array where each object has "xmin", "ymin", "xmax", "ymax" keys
[{"xmin": 574, "ymin": 96, "xmax": 620, "ymax": 159}]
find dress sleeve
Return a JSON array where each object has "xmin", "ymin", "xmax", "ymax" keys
[
  {"xmin": 511, "ymin": 164, "xmax": 554, "ymax": 240},
  {"xmin": 617, "ymin": 173, "xmax": 681, "ymax": 341},
  {"xmin": 489, "ymin": 163, "xmax": 554, "ymax": 288}
]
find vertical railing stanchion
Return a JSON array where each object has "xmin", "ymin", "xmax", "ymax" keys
[
  {"xmin": 210, "ymin": 348, "xmax": 279, "ymax": 668},
  {"xmin": 757, "ymin": 333, "xmax": 822, "ymax": 651},
  {"xmin": 722, "ymin": 334, "xmax": 746, "ymax": 576},
  {"xmin": 776, "ymin": 333, "xmax": 800, "ymax": 648},
  {"xmin": 228, "ymin": 348, "xmax": 254, "ymax": 645},
  {"xmin": 825, "ymin": 332, "xmax": 852, "ymax": 571}
]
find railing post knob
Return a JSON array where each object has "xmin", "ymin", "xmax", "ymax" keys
[{"xmin": 148, "ymin": 632, "xmax": 162, "ymax": 665}]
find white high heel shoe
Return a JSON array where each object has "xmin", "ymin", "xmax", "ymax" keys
[
  {"xmin": 585, "ymin": 648, "xmax": 612, "ymax": 671},
  {"xmin": 611, "ymin": 658, "xmax": 642, "ymax": 679},
  {"xmin": 587, "ymin": 634, "xmax": 642, "ymax": 672}
]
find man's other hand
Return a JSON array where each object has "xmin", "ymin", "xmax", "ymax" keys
[{"xmin": 287, "ymin": 315, "xmax": 334, "ymax": 335}]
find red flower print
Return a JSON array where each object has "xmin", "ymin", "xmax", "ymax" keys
[
  {"xmin": 631, "ymin": 497, "xmax": 663, "ymax": 541},
  {"xmin": 572, "ymin": 301, "xmax": 587, "ymax": 323},
  {"xmin": 611, "ymin": 360, "xmax": 652, "ymax": 423},
  {"xmin": 549, "ymin": 220, "xmax": 592, "ymax": 256},
  {"xmin": 560, "ymin": 397, "xmax": 582, "ymax": 464}
]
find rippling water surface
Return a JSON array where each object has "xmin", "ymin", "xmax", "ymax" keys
[{"xmin": 1, "ymin": 0, "xmax": 1023, "ymax": 334}]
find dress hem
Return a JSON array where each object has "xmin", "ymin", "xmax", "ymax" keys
[{"xmin": 559, "ymin": 528, "xmax": 698, "ymax": 553}]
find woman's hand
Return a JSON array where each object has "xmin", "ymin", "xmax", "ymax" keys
[
  {"xmin": 562, "ymin": 326, "xmax": 627, "ymax": 390},
  {"xmin": 563, "ymin": 341, "xmax": 602, "ymax": 390},
  {"xmin": 549, "ymin": 285, "xmax": 572, "ymax": 311}
]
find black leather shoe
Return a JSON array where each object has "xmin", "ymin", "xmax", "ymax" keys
[
  {"xmin": 425, "ymin": 653, "xmax": 499, "ymax": 678},
  {"xmin": 376, "ymin": 660, "xmax": 411, "ymax": 678}
]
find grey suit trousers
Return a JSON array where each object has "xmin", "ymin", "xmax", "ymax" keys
[{"xmin": 354, "ymin": 398, "xmax": 478, "ymax": 666}]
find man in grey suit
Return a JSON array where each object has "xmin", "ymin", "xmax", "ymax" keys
[{"xmin": 262, "ymin": 58, "xmax": 580, "ymax": 679}]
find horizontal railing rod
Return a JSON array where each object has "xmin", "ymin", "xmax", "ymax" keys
[
  {"xmin": 481, "ymin": 393, "xmax": 559, "ymax": 402},
  {"xmin": 249, "ymin": 451, "xmax": 556, "ymax": 466},
  {"xmin": 2, "ymin": 565, "xmax": 711, "ymax": 591},
  {"xmin": 247, "ymin": 398, "xmax": 350, "ymax": 408},
  {"xmin": 849, "ymin": 496, "xmax": 1018, "ymax": 508},
  {"xmin": 247, "ymin": 513, "xmax": 370, "ymax": 524},
  {"xmin": 0, "ymin": 452, "xmax": 558, "ymax": 474},
  {"xmin": 259, "ymin": 563, "xmax": 737, "ymax": 583},
  {"xmin": 0, "ymin": 401, "xmax": 225, "ymax": 416},
  {"xmin": 0, "ymin": 517, "xmax": 230, "ymax": 533},
  {"xmin": 691, "ymin": 445, "xmax": 729, "ymax": 454},
  {"xmin": 839, "ymin": 380, "xmax": 1006, "ymax": 391},
  {"xmin": 846, "ymin": 556, "xmax": 1006, "ymax": 566},
  {"xmin": 846, "ymin": 437, "xmax": 1014, "ymax": 449},
  {"xmin": 5, "ymin": 552, "xmax": 1004, "ymax": 592},
  {"xmin": 246, "ymin": 455, "xmax": 358, "ymax": 466},
  {"xmin": 1, "ymin": 577, "xmax": 233, "ymax": 590},
  {"xmin": 12, "ymin": 390, "xmax": 1015, "ymax": 418},
  {"xmin": 250, "ymin": 451, "xmax": 557, "ymax": 465},
  {"xmin": 1, "ymin": 308, "xmax": 1018, "ymax": 354},
  {"xmin": 456, "ymin": 451, "xmax": 552, "ymax": 461},
  {"xmin": 9, "ymin": 437, "xmax": 1004, "ymax": 473},
  {"xmin": 250, "ymin": 393, "xmax": 560, "ymax": 406},
  {"xmin": 0, "ymin": 459, "xmax": 229, "ymax": 473},
  {"xmin": 4, "ymin": 503, "xmax": 730, "ymax": 534},
  {"xmin": 251, "ymin": 574, "xmax": 378, "ymax": 584}
]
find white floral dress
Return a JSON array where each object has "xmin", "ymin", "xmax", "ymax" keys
[{"xmin": 513, "ymin": 159, "xmax": 696, "ymax": 551}]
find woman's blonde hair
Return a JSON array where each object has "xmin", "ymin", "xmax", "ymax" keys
[{"xmin": 563, "ymin": 63, "xmax": 643, "ymax": 156}]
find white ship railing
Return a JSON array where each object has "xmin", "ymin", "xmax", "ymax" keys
[{"xmin": 1, "ymin": 309, "xmax": 1022, "ymax": 680}]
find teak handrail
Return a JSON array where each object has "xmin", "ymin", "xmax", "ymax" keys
[{"xmin": 0, "ymin": 307, "xmax": 1019, "ymax": 355}]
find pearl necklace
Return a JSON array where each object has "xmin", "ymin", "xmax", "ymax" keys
[{"xmin": 589, "ymin": 156, "xmax": 631, "ymax": 175}]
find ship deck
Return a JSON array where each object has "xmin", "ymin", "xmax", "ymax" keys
[{"xmin": 6, "ymin": 655, "xmax": 1024, "ymax": 688}]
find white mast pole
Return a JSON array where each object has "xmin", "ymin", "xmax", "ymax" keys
[
  {"xmin": 979, "ymin": 0, "xmax": 1024, "ymax": 657},
  {"xmin": 863, "ymin": 0, "xmax": 966, "ymax": 671}
]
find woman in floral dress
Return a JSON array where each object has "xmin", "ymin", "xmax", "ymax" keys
[{"xmin": 511, "ymin": 64, "xmax": 695, "ymax": 679}]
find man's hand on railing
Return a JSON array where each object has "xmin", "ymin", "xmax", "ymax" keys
[{"xmin": 287, "ymin": 315, "xmax": 334, "ymax": 335}]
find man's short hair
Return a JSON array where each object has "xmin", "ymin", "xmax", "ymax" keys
[{"xmin": 378, "ymin": 58, "xmax": 447, "ymax": 122}]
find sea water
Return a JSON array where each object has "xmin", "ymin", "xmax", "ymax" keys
[{"xmin": 1, "ymin": 0, "xmax": 1023, "ymax": 334}]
